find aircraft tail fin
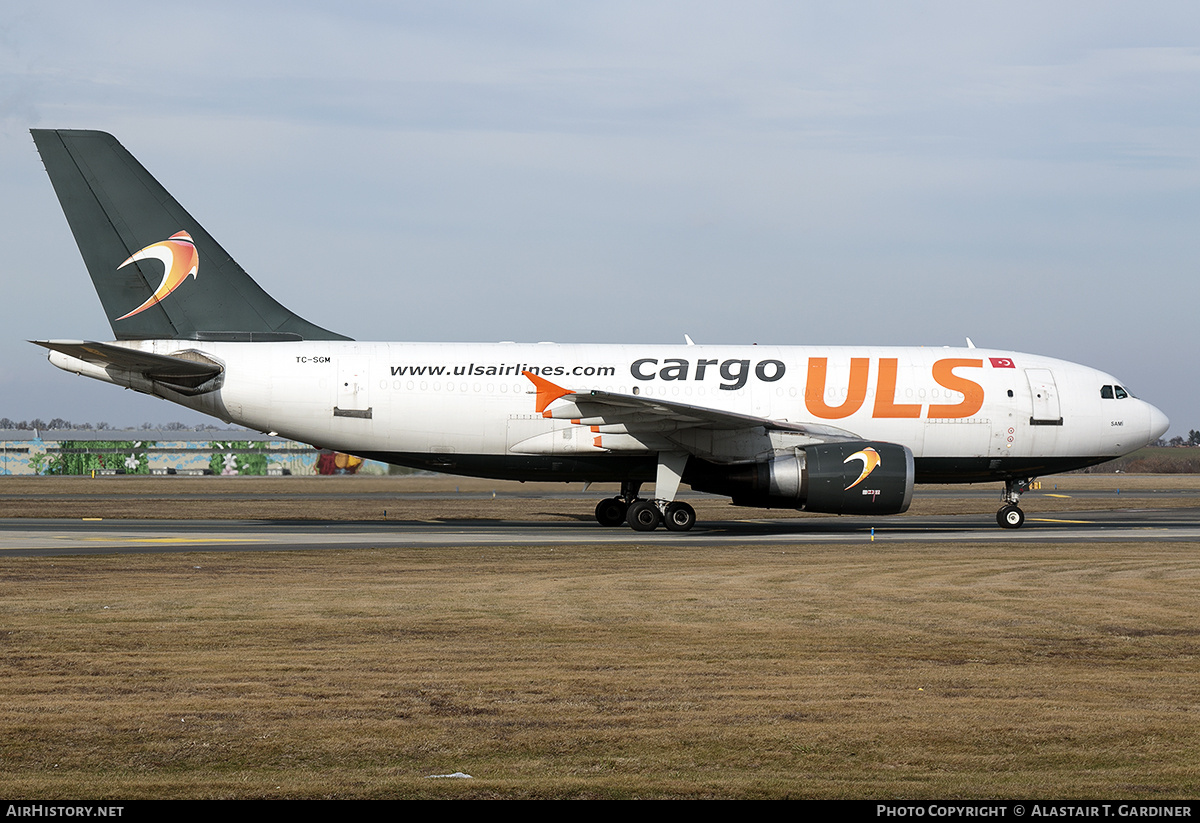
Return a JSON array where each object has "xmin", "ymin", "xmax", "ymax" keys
[{"xmin": 31, "ymin": 129, "xmax": 350, "ymax": 342}]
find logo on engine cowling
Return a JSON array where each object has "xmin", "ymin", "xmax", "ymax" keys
[{"xmin": 843, "ymin": 447, "xmax": 881, "ymax": 491}]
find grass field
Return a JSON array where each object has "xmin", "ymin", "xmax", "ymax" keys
[
  {"xmin": 1081, "ymin": 446, "xmax": 1200, "ymax": 474},
  {"xmin": 1, "ymin": 475, "xmax": 1198, "ymax": 798}
]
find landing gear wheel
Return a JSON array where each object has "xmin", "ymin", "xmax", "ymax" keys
[
  {"xmin": 999, "ymin": 477, "xmax": 1034, "ymax": 530},
  {"xmin": 997, "ymin": 505, "xmax": 1025, "ymax": 529},
  {"xmin": 595, "ymin": 497, "xmax": 628, "ymax": 527},
  {"xmin": 627, "ymin": 500, "xmax": 661, "ymax": 532},
  {"xmin": 663, "ymin": 501, "xmax": 696, "ymax": 532}
]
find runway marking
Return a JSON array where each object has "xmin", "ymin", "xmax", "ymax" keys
[
  {"xmin": 1029, "ymin": 517, "xmax": 1092, "ymax": 524},
  {"xmin": 1044, "ymin": 494, "xmax": 1072, "ymax": 499},
  {"xmin": 83, "ymin": 536, "xmax": 267, "ymax": 544}
]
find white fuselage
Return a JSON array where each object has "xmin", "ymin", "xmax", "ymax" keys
[{"xmin": 53, "ymin": 340, "xmax": 1168, "ymax": 482}]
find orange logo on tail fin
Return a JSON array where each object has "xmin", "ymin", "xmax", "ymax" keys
[{"xmin": 115, "ymin": 231, "xmax": 198, "ymax": 320}]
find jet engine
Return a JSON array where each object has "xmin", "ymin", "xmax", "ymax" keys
[{"xmin": 686, "ymin": 441, "xmax": 915, "ymax": 515}]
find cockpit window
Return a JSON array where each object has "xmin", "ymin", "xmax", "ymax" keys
[
  {"xmin": 1114, "ymin": 385, "xmax": 1128, "ymax": 399},
  {"xmin": 1101, "ymin": 385, "xmax": 1114, "ymax": 399},
  {"xmin": 1102, "ymin": 384, "xmax": 1131, "ymax": 400}
]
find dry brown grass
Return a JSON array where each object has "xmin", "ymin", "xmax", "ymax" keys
[
  {"xmin": 2, "ymin": 475, "xmax": 1198, "ymax": 798},
  {"xmin": 2, "ymin": 536, "xmax": 1199, "ymax": 798}
]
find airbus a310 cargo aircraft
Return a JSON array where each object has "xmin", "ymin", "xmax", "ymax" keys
[{"xmin": 29, "ymin": 130, "xmax": 1169, "ymax": 531}]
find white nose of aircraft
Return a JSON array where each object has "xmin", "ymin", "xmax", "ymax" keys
[{"xmin": 1146, "ymin": 401, "xmax": 1170, "ymax": 444}]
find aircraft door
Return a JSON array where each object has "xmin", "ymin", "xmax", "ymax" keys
[
  {"xmin": 1025, "ymin": 368, "xmax": 1062, "ymax": 426},
  {"xmin": 334, "ymin": 359, "xmax": 372, "ymax": 419}
]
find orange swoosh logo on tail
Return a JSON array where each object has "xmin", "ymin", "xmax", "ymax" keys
[{"xmin": 115, "ymin": 231, "xmax": 198, "ymax": 320}]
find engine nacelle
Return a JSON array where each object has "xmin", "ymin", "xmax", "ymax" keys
[{"xmin": 686, "ymin": 441, "xmax": 915, "ymax": 515}]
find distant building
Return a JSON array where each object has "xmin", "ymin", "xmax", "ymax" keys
[{"xmin": 0, "ymin": 430, "xmax": 387, "ymax": 476}]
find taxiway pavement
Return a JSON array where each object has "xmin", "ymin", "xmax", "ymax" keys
[{"xmin": 3, "ymin": 507, "xmax": 1199, "ymax": 556}]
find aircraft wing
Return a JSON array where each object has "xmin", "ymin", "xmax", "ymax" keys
[
  {"xmin": 523, "ymin": 371, "xmax": 861, "ymax": 460},
  {"xmin": 32, "ymin": 340, "xmax": 224, "ymax": 393}
]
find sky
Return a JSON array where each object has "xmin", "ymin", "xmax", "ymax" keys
[{"xmin": 1, "ymin": 1, "xmax": 1197, "ymax": 435}]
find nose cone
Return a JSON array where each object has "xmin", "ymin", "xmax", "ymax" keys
[{"xmin": 1147, "ymin": 402, "xmax": 1170, "ymax": 444}]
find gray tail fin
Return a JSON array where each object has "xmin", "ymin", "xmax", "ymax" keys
[{"xmin": 31, "ymin": 129, "xmax": 350, "ymax": 342}]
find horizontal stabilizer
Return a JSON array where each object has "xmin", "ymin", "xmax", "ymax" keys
[{"xmin": 32, "ymin": 340, "xmax": 224, "ymax": 394}]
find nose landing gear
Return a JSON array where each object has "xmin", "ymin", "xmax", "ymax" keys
[
  {"xmin": 997, "ymin": 504, "xmax": 1025, "ymax": 529},
  {"xmin": 997, "ymin": 477, "xmax": 1036, "ymax": 529}
]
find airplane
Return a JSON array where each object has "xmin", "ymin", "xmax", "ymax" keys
[{"xmin": 28, "ymin": 129, "xmax": 1170, "ymax": 531}]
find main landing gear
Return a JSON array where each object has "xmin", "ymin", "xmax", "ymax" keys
[
  {"xmin": 594, "ymin": 455, "xmax": 698, "ymax": 532},
  {"xmin": 594, "ymin": 496, "xmax": 629, "ymax": 527},
  {"xmin": 629, "ymin": 499, "xmax": 697, "ymax": 532},
  {"xmin": 997, "ymin": 477, "xmax": 1036, "ymax": 529},
  {"xmin": 596, "ymin": 495, "xmax": 697, "ymax": 532}
]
